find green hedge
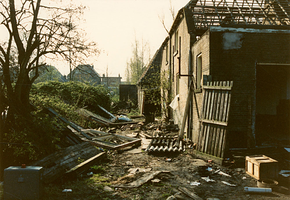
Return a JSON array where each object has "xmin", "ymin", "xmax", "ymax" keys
[{"xmin": 31, "ymin": 81, "xmax": 111, "ymax": 115}]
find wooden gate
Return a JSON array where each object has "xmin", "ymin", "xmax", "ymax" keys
[{"xmin": 197, "ymin": 81, "xmax": 233, "ymax": 161}]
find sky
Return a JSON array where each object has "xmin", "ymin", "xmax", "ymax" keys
[
  {"xmin": 54, "ymin": 0, "xmax": 190, "ymax": 78},
  {"xmin": 0, "ymin": 0, "xmax": 191, "ymax": 79}
]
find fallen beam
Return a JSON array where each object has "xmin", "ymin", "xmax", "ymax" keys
[
  {"xmin": 47, "ymin": 107, "xmax": 92, "ymax": 140},
  {"xmin": 33, "ymin": 142, "xmax": 102, "ymax": 183},
  {"xmin": 89, "ymin": 137, "xmax": 141, "ymax": 150},
  {"xmin": 66, "ymin": 152, "xmax": 106, "ymax": 177},
  {"xmin": 112, "ymin": 171, "xmax": 169, "ymax": 188}
]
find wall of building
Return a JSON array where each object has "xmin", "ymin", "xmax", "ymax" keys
[
  {"xmin": 160, "ymin": 39, "xmax": 170, "ymax": 120},
  {"xmin": 191, "ymin": 30, "xmax": 210, "ymax": 142},
  {"xmin": 101, "ymin": 75, "xmax": 122, "ymax": 88},
  {"xmin": 169, "ymin": 16, "xmax": 193, "ymax": 130},
  {"xmin": 208, "ymin": 27, "xmax": 290, "ymax": 147}
]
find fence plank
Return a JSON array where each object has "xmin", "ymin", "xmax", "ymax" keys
[
  {"xmin": 197, "ymin": 80, "xmax": 233, "ymax": 159},
  {"xmin": 210, "ymin": 125, "xmax": 217, "ymax": 155}
]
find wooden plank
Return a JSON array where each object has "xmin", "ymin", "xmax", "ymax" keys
[
  {"xmin": 224, "ymin": 81, "xmax": 233, "ymax": 122},
  {"xmin": 201, "ymin": 84, "xmax": 209, "ymax": 119},
  {"xmin": 178, "ymin": 80, "xmax": 194, "ymax": 140},
  {"xmin": 215, "ymin": 81, "xmax": 222, "ymax": 121},
  {"xmin": 213, "ymin": 126, "xmax": 221, "ymax": 157},
  {"xmin": 201, "ymin": 124, "xmax": 208, "ymax": 153},
  {"xmin": 222, "ymin": 81, "xmax": 229, "ymax": 122},
  {"xmin": 217, "ymin": 127, "xmax": 225, "ymax": 157},
  {"xmin": 47, "ymin": 108, "xmax": 92, "ymax": 140},
  {"xmin": 112, "ymin": 171, "xmax": 167, "ymax": 188},
  {"xmin": 208, "ymin": 83, "xmax": 215, "ymax": 120},
  {"xmin": 221, "ymin": 129, "xmax": 227, "ymax": 158},
  {"xmin": 197, "ymin": 80, "xmax": 233, "ymax": 159},
  {"xmin": 178, "ymin": 187, "xmax": 203, "ymax": 200},
  {"xmin": 202, "ymin": 85, "xmax": 232, "ymax": 90},
  {"xmin": 195, "ymin": 150, "xmax": 224, "ymax": 165},
  {"xmin": 197, "ymin": 123, "xmax": 204, "ymax": 152},
  {"xmin": 205, "ymin": 85, "xmax": 213, "ymax": 120},
  {"xmin": 210, "ymin": 125, "xmax": 217, "ymax": 155},
  {"xmin": 203, "ymin": 124, "xmax": 209, "ymax": 153},
  {"xmin": 33, "ymin": 142, "xmax": 102, "ymax": 183},
  {"xmin": 211, "ymin": 82, "xmax": 218, "ymax": 120},
  {"xmin": 199, "ymin": 124, "xmax": 206, "ymax": 152},
  {"xmin": 206, "ymin": 125, "xmax": 214, "ymax": 154},
  {"xmin": 218, "ymin": 85, "xmax": 226, "ymax": 122},
  {"xmin": 199, "ymin": 119, "xmax": 227, "ymax": 126},
  {"xmin": 66, "ymin": 152, "xmax": 106, "ymax": 176},
  {"xmin": 89, "ymin": 138, "xmax": 141, "ymax": 150}
]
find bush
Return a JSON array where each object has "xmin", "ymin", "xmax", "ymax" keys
[
  {"xmin": 1, "ymin": 81, "xmax": 112, "ymax": 165},
  {"xmin": 31, "ymin": 81, "xmax": 111, "ymax": 113}
]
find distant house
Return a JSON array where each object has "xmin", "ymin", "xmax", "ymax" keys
[
  {"xmin": 137, "ymin": 41, "xmax": 165, "ymax": 118},
  {"xmin": 33, "ymin": 65, "xmax": 66, "ymax": 83},
  {"xmin": 67, "ymin": 64, "xmax": 101, "ymax": 85},
  {"xmin": 101, "ymin": 74, "xmax": 122, "ymax": 89}
]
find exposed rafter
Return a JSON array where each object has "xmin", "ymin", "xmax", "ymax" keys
[{"xmin": 185, "ymin": 0, "xmax": 290, "ymax": 31}]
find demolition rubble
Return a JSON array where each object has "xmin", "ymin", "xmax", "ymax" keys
[{"xmin": 2, "ymin": 107, "xmax": 289, "ymax": 200}]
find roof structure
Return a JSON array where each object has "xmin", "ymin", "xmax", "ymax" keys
[{"xmin": 183, "ymin": 0, "xmax": 290, "ymax": 34}]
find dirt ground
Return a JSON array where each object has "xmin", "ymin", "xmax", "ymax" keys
[
  {"xmin": 37, "ymin": 150, "xmax": 290, "ymax": 200},
  {"xmin": 1, "ymin": 119, "xmax": 290, "ymax": 200}
]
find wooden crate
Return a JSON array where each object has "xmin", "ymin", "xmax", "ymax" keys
[{"xmin": 245, "ymin": 155, "xmax": 278, "ymax": 180}]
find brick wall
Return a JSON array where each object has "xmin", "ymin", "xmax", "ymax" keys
[{"xmin": 209, "ymin": 28, "xmax": 290, "ymax": 147}]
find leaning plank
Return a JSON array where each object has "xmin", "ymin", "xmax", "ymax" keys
[
  {"xmin": 66, "ymin": 152, "xmax": 106, "ymax": 176},
  {"xmin": 178, "ymin": 187, "xmax": 203, "ymax": 200},
  {"xmin": 78, "ymin": 108, "xmax": 137, "ymax": 127},
  {"xmin": 47, "ymin": 107, "xmax": 92, "ymax": 140},
  {"xmin": 33, "ymin": 142, "xmax": 102, "ymax": 183}
]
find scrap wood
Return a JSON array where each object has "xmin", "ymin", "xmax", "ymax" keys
[
  {"xmin": 75, "ymin": 133, "xmax": 142, "ymax": 150},
  {"xmin": 66, "ymin": 152, "xmax": 106, "ymax": 176},
  {"xmin": 128, "ymin": 168, "xmax": 152, "ymax": 174},
  {"xmin": 77, "ymin": 108, "xmax": 137, "ymax": 127},
  {"xmin": 98, "ymin": 105, "xmax": 117, "ymax": 121},
  {"xmin": 33, "ymin": 142, "xmax": 102, "ymax": 183},
  {"xmin": 178, "ymin": 187, "xmax": 203, "ymax": 200},
  {"xmin": 140, "ymin": 132, "xmax": 153, "ymax": 139},
  {"xmin": 141, "ymin": 137, "xmax": 151, "ymax": 150},
  {"xmin": 47, "ymin": 107, "xmax": 92, "ymax": 140},
  {"xmin": 112, "ymin": 171, "xmax": 170, "ymax": 188},
  {"xmin": 89, "ymin": 137, "xmax": 141, "ymax": 150}
]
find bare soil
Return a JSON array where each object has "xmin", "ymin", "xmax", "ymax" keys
[
  {"xmin": 39, "ymin": 150, "xmax": 290, "ymax": 200},
  {"xmin": 1, "ymin": 119, "xmax": 290, "ymax": 200}
]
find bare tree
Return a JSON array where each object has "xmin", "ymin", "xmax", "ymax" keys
[
  {"xmin": 0, "ymin": 0, "xmax": 99, "ymax": 118},
  {"xmin": 158, "ymin": 0, "xmax": 176, "ymax": 34},
  {"xmin": 0, "ymin": 0, "xmax": 99, "ymax": 173},
  {"xmin": 126, "ymin": 38, "xmax": 150, "ymax": 84}
]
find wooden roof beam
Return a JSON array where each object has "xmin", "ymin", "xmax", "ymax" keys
[
  {"xmin": 255, "ymin": 0, "xmax": 277, "ymax": 25},
  {"xmin": 244, "ymin": 0, "xmax": 262, "ymax": 24},
  {"xmin": 275, "ymin": 0, "xmax": 290, "ymax": 18}
]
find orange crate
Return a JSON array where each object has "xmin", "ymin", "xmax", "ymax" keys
[{"xmin": 245, "ymin": 155, "xmax": 278, "ymax": 180}]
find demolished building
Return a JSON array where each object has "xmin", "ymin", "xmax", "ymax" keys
[{"xmin": 142, "ymin": 0, "xmax": 290, "ymax": 163}]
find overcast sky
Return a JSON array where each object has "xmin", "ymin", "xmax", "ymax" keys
[
  {"xmin": 54, "ymin": 0, "xmax": 190, "ymax": 78},
  {"xmin": 0, "ymin": 0, "xmax": 191, "ymax": 78}
]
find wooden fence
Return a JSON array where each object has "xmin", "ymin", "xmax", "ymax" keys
[{"xmin": 197, "ymin": 81, "xmax": 233, "ymax": 159}]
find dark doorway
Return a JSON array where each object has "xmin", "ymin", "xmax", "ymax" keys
[{"xmin": 256, "ymin": 64, "xmax": 290, "ymax": 145}]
